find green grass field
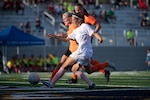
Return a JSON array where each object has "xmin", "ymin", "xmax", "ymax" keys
[
  {"xmin": 0, "ymin": 71, "xmax": 150, "ymax": 88},
  {"xmin": 0, "ymin": 71, "xmax": 150, "ymax": 100}
]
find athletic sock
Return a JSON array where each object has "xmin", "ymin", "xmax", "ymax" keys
[
  {"xmin": 72, "ymin": 73, "xmax": 77, "ymax": 80},
  {"xmin": 92, "ymin": 62, "xmax": 109, "ymax": 72},
  {"xmin": 50, "ymin": 68, "xmax": 59, "ymax": 81},
  {"xmin": 50, "ymin": 67, "xmax": 66, "ymax": 86},
  {"xmin": 90, "ymin": 60, "xmax": 99, "ymax": 65},
  {"xmin": 75, "ymin": 71, "xmax": 92, "ymax": 86},
  {"xmin": 99, "ymin": 69, "xmax": 106, "ymax": 74}
]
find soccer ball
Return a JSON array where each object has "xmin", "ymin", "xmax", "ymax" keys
[{"xmin": 28, "ymin": 73, "xmax": 40, "ymax": 85}]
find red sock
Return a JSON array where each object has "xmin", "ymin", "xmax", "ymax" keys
[
  {"xmin": 92, "ymin": 62, "xmax": 109, "ymax": 72},
  {"xmin": 99, "ymin": 69, "xmax": 106, "ymax": 74},
  {"xmin": 90, "ymin": 60, "xmax": 99, "ymax": 65},
  {"xmin": 92, "ymin": 64, "xmax": 101, "ymax": 72},
  {"xmin": 72, "ymin": 73, "xmax": 77, "ymax": 80},
  {"xmin": 50, "ymin": 68, "xmax": 59, "ymax": 81}
]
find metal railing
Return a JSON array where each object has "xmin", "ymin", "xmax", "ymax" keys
[
  {"xmin": 43, "ymin": 11, "xmax": 55, "ymax": 26},
  {"xmin": 94, "ymin": 29, "xmax": 150, "ymax": 47}
]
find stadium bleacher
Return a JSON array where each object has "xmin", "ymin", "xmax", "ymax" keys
[
  {"xmin": 0, "ymin": 1, "xmax": 149, "ymax": 72},
  {"xmin": 0, "ymin": 1, "xmax": 149, "ymax": 46}
]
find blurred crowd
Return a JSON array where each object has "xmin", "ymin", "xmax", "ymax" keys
[
  {"xmin": 2, "ymin": 0, "xmax": 24, "ymax": 15},
  {"xmin": 6, "ymin": 53, "xmax": 59, "ymax": 73}
]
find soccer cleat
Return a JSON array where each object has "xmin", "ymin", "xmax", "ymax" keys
[
  {"xmin": 41, "ymin": 80, "xmax": 53, "ymax": 88},
  {"xmin": 66, "ymin": 78, "xmax": 78, "ymax": 84},
  {"xmin": 107, "ymin": 60, "xmax": 116, "ymax": 71},
  {"xmin": 88, "ymin": 83, "xmax": 96, "ymax": 89},
  {"xmin": 104, "ymin": 70, "xmax": 110, "ymax": 84}
]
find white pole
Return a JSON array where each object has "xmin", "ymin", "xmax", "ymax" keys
[
  {"xmin": 134, "ymin": 30, "xmax": 138, "ymax": 46},
  {"xmin": 123, "ymin": 30, "xmax": 127, "ymax": 45},
  {"xmin": 17, "ymin": 46, "xmax": 19, "ymax": 55},
  {"xmin": 130, "ymin": 0, "xmax": 133, "ymax": 8},
  {"xmin": 146, "ymin": 0, "xmax": 149, "ymax": 5},
  {"xmin": 96, "ymin": 0, "xmax": 99, "ymax": 6}
]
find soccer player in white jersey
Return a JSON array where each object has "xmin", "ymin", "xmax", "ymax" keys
[{"xmin": 41, "ymin": 13, "xmax": 103, "ymax": 88}]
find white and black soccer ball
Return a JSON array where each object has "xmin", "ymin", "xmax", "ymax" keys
[{"xmin": 28, "ymin": 73, "xmax": 40, "ymax": 85}]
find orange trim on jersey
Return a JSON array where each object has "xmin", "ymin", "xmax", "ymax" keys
[
  {"xmin": 67, "ymin": 24, "xmax": 78, "ymax": 53},
  {"xmin": 84, "ymin": 15, "xmax": 96, "ymax": 25}
]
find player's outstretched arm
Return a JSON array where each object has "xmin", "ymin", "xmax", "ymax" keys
[
  {"xmin": 47, "ymin": 33, "xmax": 70, "ymax": 42},
  {"xmin": 92, "ymin": 32, "xmax": 103, "ymax": 43}
]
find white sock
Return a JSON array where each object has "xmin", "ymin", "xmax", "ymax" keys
[
  {"xmin": 76, "ymin": 71, "xmax": 93, "ymax": 86},
  {"xmin": 50, "ymin": 67, "xmax": 66, "ymax": 86}
]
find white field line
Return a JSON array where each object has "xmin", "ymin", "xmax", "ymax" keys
[
  {"xmin": 0, "ymin": 80, "xmax": 148, "ymax": 89},
  {"xmin": 55, "ymin": 83, "xmax": 149, "ymax": 88}
]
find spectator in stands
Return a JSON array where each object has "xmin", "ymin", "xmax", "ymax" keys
[
  {"xmin": 54, "ymin": 4, "xmax": 63, "ymax": 15},
  {"xmin": 35, "ymin": 17, "xmax": 44, "ymax": 33},
  {"xmin": 62, "ymin": 0, "xmax": 69, "ymax": 12},
  {"xmin": 3, "ymin": 0, "xmax": 10, "ymax": 10},
  {"xmin": 142, "ymin": 10, "xmax": 148, "ymax": 18},
  {"xmin": 47, "ymin": 2, "xmax": 55, "ymax": 14},
  {"xmin": 107, "ymin": 7, "xmax": 116, "ymax": 23},
  {"xmin": 114, "ymin": 0, "xmax": 128, "ymax": 8},
  {"xmin": 138, "ymin": 0, "xmax": 148, "ymax": 10},
  {"xmin": 99, "ymin": 9, "xmax": 109, "ymax": 23},
  {"xmin": 140, "ymin": 16, "xmax": 147, "ymax": 28},
  {"xmin": 15, "ymin": 0, "xmax": 25, "ymax": 15},
  {"xmin": 146, "ymin": 48, "xmax": 150, "ymax": 71},
  {"xmin": 139, "ymin": 10, "xmax": 148, "ymax": 20},
  {"xmin": 30, "ymin": 0, "xmax": 37, "ymax": 7},
  {"xmin": 19, "ymin": 21, "xmax": 25, "ymax": 32},
  {"xmin": 126, "ymin": 29, "xmax": 137, "ymax": 46},
  {"xmin": 67, "ymin": 2, "xmax": 74, "ymax": 12},
  {"xmin": 25, "ymin": 21, "xmax": 32, "ymax": 34},
  {"xmin": 9, "ymin": 0, "xmax": 14, "ymax": 12},
  {"xmin": 86, "ymin": 0, "xmax": 95, "ymax": 8}
]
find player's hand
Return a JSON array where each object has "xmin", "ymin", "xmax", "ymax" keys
[
  {"xmin": 100, "ymin": 39, "xmax": 103, "ymax": 43},
  {"xmin": 47, "ymin": 34, "xmax": 55, "ymax": 38},
  {"xmin": 98, "ymin": 38, "xmax": 103, "ymax": 43}
]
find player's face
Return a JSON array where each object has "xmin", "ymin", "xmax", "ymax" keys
[
  {"xmin": 74, "ymin": 6, "xmax": 83, "ymax": 15},
  {"xmin": 62, "ymin": 15, "xmax": 70, "ymax": 26},
  {"xmin": 72, "ymin": 15, "xmax": 80, "ymax": 26}
]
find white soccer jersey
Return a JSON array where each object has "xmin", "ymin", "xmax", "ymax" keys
[{"xmin": 68, "ymin": 23, "xmax": 94, "ymax": 66}]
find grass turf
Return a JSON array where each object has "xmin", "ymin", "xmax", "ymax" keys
[{"xmin": 0, "ymin": 71, "xmax": 150, "ymax": 89}]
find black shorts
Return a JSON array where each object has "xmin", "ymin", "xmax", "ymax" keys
[{"xmin": 64, "ymin": 48, "xmax": 72, "ymax": 57}]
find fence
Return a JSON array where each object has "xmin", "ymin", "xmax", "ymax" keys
[
  {"xmin": 41, "ymin": 11, "xmax": 150, "ymax": 47},
  {"xmin": 95, "ymin": 29, "xmax": 150, "ymax": 47}
]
